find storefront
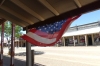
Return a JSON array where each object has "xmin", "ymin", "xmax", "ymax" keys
[{"xmin": 62, "ymin": 22, "xmax": 100, "ymax": 46}]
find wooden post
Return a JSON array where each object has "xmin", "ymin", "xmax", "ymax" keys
[
  {"xmin": 63, "ymin": 37, "xmax": 65, "ymax": 46},
  {"xmin": 73, "ymin": 36, "xmax": 75, "ymax": 46},
  {"xmin": 85, "ymin": 35, "xmax": 88, "ymax": 46},
  {"xmin": 77, "ymin": 36, "xmax": 80, "ymax": 44},
  {"xmin": 31, "ymin": 50, "xmax": 34, "ymax": 66},
  {"xmin": 20, "ymin": 40, "xmax": 22, "ymax": 47},
  {"xmin": 10, "ymin": 23, "xmax": 15, "ymax": 66},
  {"xmin": 0, "ymin": 23, "xmax": 4, "ymax": 66},
  {"xmin": 26, "ymin": 27, "xmax": 31, "ymax": 66},
  {"xmin": 18, "ymin": 41, "xmax": 19, "ymax": 48},
  {"xmin": 91, "ymin": 34, "xmax": 94, "ymax": 45}
]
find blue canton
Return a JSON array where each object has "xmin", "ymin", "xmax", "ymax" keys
[{"xmin": 36, "ymin": 19, "xmax": 66, "ymax": 34}]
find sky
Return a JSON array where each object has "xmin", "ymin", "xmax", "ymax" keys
[{"xmin": 70, "ymin": 9, "xmax": 100, "ymax": 27}]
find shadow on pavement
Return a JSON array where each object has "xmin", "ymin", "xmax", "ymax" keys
[
  {"xmin": 3, "ymin": 55, "xmax": 45, "ymax": 66},
  {"xmin": 15, "ymin": 51, "xmax": 44, "ymax": 56}
]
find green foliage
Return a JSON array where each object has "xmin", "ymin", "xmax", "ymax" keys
[
  {"xmin": 15, "ymin": 25, "xmax": 23, "ymax": 38},
  {"xmin": 0, "ymin": 21, "xmax": 23, "ymax": 39},
  {"xmin": 4, "ymin": 21, "xmax": 11, "ymax": 37}
]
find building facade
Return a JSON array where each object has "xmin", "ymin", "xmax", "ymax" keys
[{"xmin": 61, "ymin": 21, "xmax": 100, "ymax": 46}]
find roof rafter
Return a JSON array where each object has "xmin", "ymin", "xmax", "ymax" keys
[
  {"xmin": 38, "ymin": 0, "xmax": 59, "ymax": 16},
  {"xmin": 74, "ymin": 0, "xmax": 82, "ymax": 8},
  {"xmin": 10, "ymin": 0, "xmax": 44, "ymax": 21},
  {"xmin": 0, "ymin": 6, "xmax": 34, "ymax": 24},
  {"xmin": 0, "ymin": 12, "xmax": 26, "ymax": 27},
  {"xmin": 0, "ymin": 0, "xmax": 5, "ymax": 6},
  {"xmin": 23, "ymin": 1, "xmax": 100, "ymax": 30},
  {"xmin": 0, "ymin": 18, "xmax": 6, "ymax": 25}
]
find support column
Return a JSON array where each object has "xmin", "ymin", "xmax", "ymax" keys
[
  {"xmin": 31, "ymin": 50, "xmax": 34, "ymax": 66},
  {"xmin": 73, "ymin": 36, "xmax": 75, "ymax": 46},
  {"xmin": 63, "ymin": 37, "xmax": 65, "ymax": 46},
  {"xmin": 26, "ymin": 27, "xmax": 31, "ymax": 66},
  {"xmin": 91, "ymin": 34, "xmax": 94, "ymax": 45},
  {"xmin": 10, "ymin": 23, "xmax": 15, "ymax": 66},
  {"xmin": 77, "ymin": 36, "xmax": 80, "ymax": 44},
  {"xmin": 85, "ymin": 35, "xmax": 88, "ymax": 46},
  {"xmin": 0, "ymin": 23, "xmax": 4, "ymax": 66},
  {"xmin": 25, "ymin": 41, "xmax": 26, "ymax": 47},
  {"xmin": 20, "ymin": 40, "xmax": 22, "ymax": 48},
  {"xmin": 18, "ymin": 41, "xmax": 19, "ymax": 48}
]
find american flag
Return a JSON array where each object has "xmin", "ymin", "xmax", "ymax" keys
[{"xmin": 21, "ymin": 15, "xmax": 81, "ymax": 46}]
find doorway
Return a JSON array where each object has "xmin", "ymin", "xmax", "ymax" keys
[
  {"xmin": 88, "ymin": 35, "xmax": 92, "ymax": 45},
  {"xmin": 65, "ymin": 38, "xmax": 69, "ymax": 46}
]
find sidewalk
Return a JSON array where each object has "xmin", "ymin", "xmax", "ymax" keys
[
  {"xmin": 3, "ymin": 47, "xmax": 45, "ymax": 66},
  {"xmin": 3, "ymin": 55, "xmax": 45, "ymax": 66}
]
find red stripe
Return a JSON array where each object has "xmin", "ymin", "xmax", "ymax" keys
[
  {"xmin": 29, "ymin": 29, "xmax": 59, "ymax": 39},
  {"xmin": 21, "ymin": 15, "xmax": 81, "ymax": 46},
  {"xmin": 21, "ymin": 35, "xmax": 57, "ymax": 46},
  {"xmin": 55, "ymin": 15, "xmax": 81, "ymax": 42}
]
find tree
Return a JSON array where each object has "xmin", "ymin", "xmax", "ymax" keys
[
  {"xmin": 4, "ymin": 21, "xmax": 11, "ymax": 39},
  {"xmin": 0, "ymin": 21, "xmax": 23, "ymax": 40},
  {"xmin": 15, "ymin": 25, "xmax": 23, "ymax": 39}
]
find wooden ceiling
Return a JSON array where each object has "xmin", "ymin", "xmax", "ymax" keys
[
  {"xmin": 0, "ymin": 0, "xmax": 100, "ymax": 30},
  {"xmin": 0, "ymin": 18, "xmax": 6, "ymax": 25}
]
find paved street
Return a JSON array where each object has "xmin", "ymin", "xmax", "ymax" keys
[{"xmin": 3, "ymin": 46, "xmax": 100, "ymax": 66}]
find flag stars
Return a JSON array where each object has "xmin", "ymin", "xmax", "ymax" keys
[
  {"xmin": 51, "ymin": 29, "xmax": 53, "ymax": 31},
  {"xmin": 36, "ymin": 19, "xmax": 67, "ymax": 34},
  {"xmin": 56, "ymin": 24, "xmax": 57, "ymax": 26}
]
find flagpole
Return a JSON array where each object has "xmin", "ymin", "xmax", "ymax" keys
[
  {"xmin": 10, "ymin": 23, "xmax": 15, "ymax": 66},
  {"xmin": 26, "ymin": 27, "xmax": 31, "ymax": 66},
  {"xmin": 0, "ymin": 23, "xmax": 4, "ymax": 66}
]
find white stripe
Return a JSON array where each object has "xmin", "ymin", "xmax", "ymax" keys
[{"xmin": 26, "ymin": 32, "xmax": 56, "ymax": 44}]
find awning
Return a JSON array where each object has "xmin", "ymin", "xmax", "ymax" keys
[
  {"xmin": 62, "ymin": 27, "xmax": 100, "ymax": 37},
  {"xmin": 0, "ymin": 0, "xmax": 100, "ymax": 30}
]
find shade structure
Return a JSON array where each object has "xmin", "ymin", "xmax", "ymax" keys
[
  {"xmin": 0, "ymin": 0, "xmax": 100, "ymax": 29},
  {"xmin": 63, "ymin": 27, "xmax": 100, "ymax": 37}
]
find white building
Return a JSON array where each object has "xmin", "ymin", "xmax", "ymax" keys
[{"xmin": 62, "ymin": 21, "xmax": 100, "ymax": 46}]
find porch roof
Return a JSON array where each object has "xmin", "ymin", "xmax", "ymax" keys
[
  {"xmin": 0, "ymin": 0, "xmax": 100, "ymax": 30},
  {"xmin": 63, "ymin": 27, "xmax": 100, "ymax": 37}
]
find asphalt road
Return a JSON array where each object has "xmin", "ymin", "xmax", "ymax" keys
[{"xmin": 3, "ymin": 46, "xmax": 100, "ymax": 66}]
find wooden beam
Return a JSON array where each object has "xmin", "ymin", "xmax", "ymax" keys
[
  {"xmin": 0, "ymin": 18, "xmax": 6, "ymax": 25},
  {"xmin": 0, "ymin": 6, "xmax": 34, "ymax": 24},
  {"xmin": 10, "ymin": 0, "xmax": 44, "ymax": 21},
  {"xmin": 0, "ymin": 12, "xmax": 26, "ymax": 27},
  {"xmin": 0, "ymin": 0, "xmax": 5, "ymax": 6},
  {"xmin": 23, "ymin": 1, "xmax": 100, "ymax": 30},
  {"xmin": 74, "ymin": 0, "xmax": 82, "ymax": 8},
  {"xmin": 38, "ymin": 0, "xmax": 59, "ymax": 15}
]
